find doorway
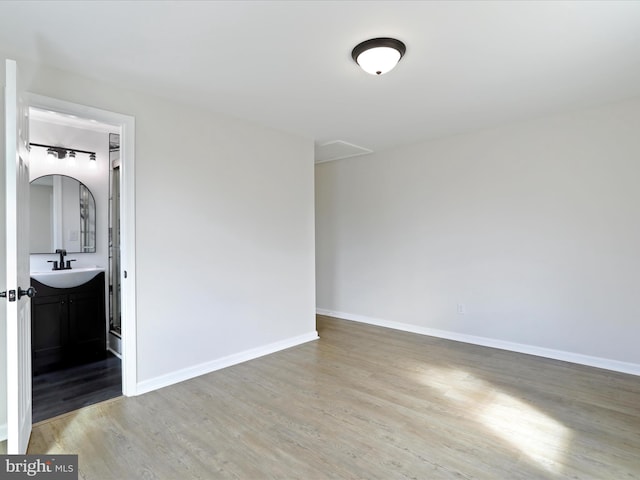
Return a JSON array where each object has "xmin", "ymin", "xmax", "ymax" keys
[{"xmin": 26, "ymin": 94, "xmax": 137, "ymax": 414}]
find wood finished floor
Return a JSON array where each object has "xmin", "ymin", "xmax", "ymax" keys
[
  {"xmin": 32, "ymin": 353, "xmax": 122, "ymax": 423},
  {"xmin": 28, "ymin": 316, "xmax": 640, "ymax": 479}
]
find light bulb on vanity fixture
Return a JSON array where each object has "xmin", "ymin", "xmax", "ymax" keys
[
  {"xmin": 46, "ymin": 147, "xmax": 57, "ymax": 163},
  {"xmin": 351, "ymin": 37, "xmax": 406, "ymax": 75},
  {"xmin": 89, "ymin": 153, "xmax": 97, "ymax": 169},
  {"xmin": 67, "ymin": 150, "xmax": 76, "ymax": 166}
]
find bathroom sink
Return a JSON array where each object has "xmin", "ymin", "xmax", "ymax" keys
[{"xmin": 31, "ymin": 267, "xmax": 104, "ymax": 289}]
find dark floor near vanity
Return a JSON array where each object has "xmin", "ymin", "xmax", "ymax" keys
[{"xmin": 32, "ymin": 353, "xmax": 122, "ymax": 424}]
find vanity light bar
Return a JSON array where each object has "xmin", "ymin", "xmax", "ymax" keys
[{"xmin": 29, "ymin": 142, "xmax": 96, "ymax": 160}]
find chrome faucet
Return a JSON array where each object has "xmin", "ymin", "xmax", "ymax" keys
[{"xmin": 48, "ymin": 249, "xmax": 76, "ymax": 271}]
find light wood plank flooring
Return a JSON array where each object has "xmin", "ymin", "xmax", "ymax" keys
[{"xmin": 28, "ymin": 316, "xmax": 640, "ymax": 479}]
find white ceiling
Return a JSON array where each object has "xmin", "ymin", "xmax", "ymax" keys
[
  {"xmin": 1, "ymin": 1, "xmax": 640, "ymax": 156},
  {"xmin": 30, "ymin": 108, "xmax": 119, "ymax": 134}
]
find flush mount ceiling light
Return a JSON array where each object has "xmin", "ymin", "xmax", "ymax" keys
[{"xmin": 351, "ymin": 37, "xmax": 406, "ymax": 75}]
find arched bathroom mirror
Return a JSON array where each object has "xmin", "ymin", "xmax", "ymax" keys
[{"xmin": 30, "ymin": 174, "xmax": 97, "ymax": 253}]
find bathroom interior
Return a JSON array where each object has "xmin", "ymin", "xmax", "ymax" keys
[{"xmin": 28, "ymin": 108, "xmax": 123, "ymax": 422}]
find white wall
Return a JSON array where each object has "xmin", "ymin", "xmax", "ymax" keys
[
  {"xmin": 0, "ymin": 53, "xmax": 317, "ymax": 419},
  {"xmin": 29, "ymin": 184, "xmax": 52, "ymax": 252},
  {"xmin": 132, "ymin": 106, "xmax": 317, "ymax": 386},
  {"xmin": 316, "ymin": 98, "xmax": 640, "ymax": 371}
]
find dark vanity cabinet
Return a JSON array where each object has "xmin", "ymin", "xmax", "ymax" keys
[{"xmin": 31, "ymin": 272, "xmax": 106, "ymax": 374}]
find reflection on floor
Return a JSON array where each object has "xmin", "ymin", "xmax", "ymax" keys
[{"xmin": 32, "ymin": 353, "xmax": 122, "ymax": 424}]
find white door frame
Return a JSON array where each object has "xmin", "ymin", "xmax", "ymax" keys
[{"xmin": 27, "ymin": 94, "xmax": 138, "ymax": 396}]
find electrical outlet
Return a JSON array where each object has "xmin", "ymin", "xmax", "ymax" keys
[{"xmin": 457, "ymin": 303, "xmax": 466, "ymax": 315}]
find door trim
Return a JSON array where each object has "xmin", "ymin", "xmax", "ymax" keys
[{"xmin": 26, "ymin": 93, "xmax": 138, "ymax": 396}]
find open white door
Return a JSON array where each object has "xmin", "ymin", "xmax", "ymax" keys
[{"xmin": 4, "ymin": 59, "xmax": 33, "ymax": 454}]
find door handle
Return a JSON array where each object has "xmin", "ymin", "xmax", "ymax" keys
[
  {"xmin": 1, "ymin": 290, "xmax": 16, "ymax": 301},
  {"xmin": 18, "ymin": 286, "xmax": 37, "ymax": 299}
]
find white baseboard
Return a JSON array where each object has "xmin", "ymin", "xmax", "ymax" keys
[
  {"xmin": 107, "ymin": 347, "xmax": 122, "ymax": 359},
  {"xmin": 0, "ymin": 422, "xmax": 6, "ymax": 442},
  {"xmin": 136, "ymin": 331, "xmax": 319, "ymax": 395},
  {"xmin": 316, "ymin": 308, "xmax": 640, "ymax": 377},
  {"xmin": 108, "ymin": 331, "xmax": 122, "ymax": 357}
]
